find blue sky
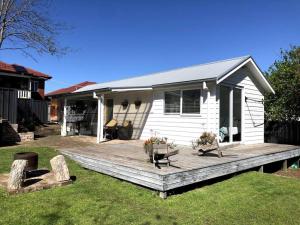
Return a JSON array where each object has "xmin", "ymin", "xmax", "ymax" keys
[{"xmin": 0, "ymin": 0, "xmax": 299, "ymax": 92}]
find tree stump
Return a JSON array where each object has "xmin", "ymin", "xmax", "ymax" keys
[
  {"xmin": 7, "ymin": 160, "xmax": 28, "ymax": 190},
  {"xmin": 50, "ymin": 155, "xmax": 70, "ymax": 182}
]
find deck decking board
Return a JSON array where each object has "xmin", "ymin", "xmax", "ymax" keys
[{"xmin": 59, "ymin": 141, "xmax": 300, "ymax": 193}]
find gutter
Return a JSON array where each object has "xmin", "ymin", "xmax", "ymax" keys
[{"xmin": 66, "ymin": 78, "xmax": 216, "ymax": 96}]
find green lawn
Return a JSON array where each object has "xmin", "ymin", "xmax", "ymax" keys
[{"xmin": 0, "ymin": 147, "xmax": 300, "ymax": 225}]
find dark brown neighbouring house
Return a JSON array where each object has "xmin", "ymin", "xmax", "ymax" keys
[
  {"xmin": 0, "ymin": 61, "xmax": 51, "ymax": 126},
  {"xmin": 46, "ymin": 81, "xmax": 96, "ymax": 122}
]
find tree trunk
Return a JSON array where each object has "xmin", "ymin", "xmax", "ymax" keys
[
  {"xmin": 7, "ymin": 159, "xmax": 28, "ymax": 190},
  {"xmin": 50, "ymin": 155, "xmax": 70, "ymax": 182}
]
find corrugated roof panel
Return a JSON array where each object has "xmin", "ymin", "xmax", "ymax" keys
[{"xmin": 75, "ymin": 55, "xmax": 250, "ymax": 93}]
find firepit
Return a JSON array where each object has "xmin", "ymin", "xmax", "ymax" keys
[{"xmin": 14, "ymin": 152, "xmax": 38, "ymax": 171}]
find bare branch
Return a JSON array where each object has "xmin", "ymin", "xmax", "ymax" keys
[{"xmin": 0, "ymin": 0, "xmax": 68, "ymax": 58}]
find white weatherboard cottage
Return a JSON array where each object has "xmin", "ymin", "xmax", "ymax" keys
[{"xmin": 61, "ymin": 56, "xmax": 274, "ymax": 146}]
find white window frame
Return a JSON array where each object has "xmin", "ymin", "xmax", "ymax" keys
[
  {"xmin": 163, "ymin": 88, "xmax": 202, "ymax": 116},
  {"xmin": 163, "ymin": 90, "xmax": 181, "ymax": 115},
  {"xmin": 180, "ymin": 88, "xmax": 201, "ymax": 116}
]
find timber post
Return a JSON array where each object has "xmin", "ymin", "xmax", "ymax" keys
[
  {"xmin": 282, "ymin": 159, "xmax": 288, "ymax": 172},
  {"xmin": 159, "ymin": 191, "xmax": 167, "ymax": 199},
  {"xmin": 258, "ymin": 165, "xmax": 264, "ymax": 173}
]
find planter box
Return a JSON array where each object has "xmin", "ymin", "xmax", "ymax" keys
[{"xmin": 145, "ymin": 143, "xmax": 169, "ymax": 163}]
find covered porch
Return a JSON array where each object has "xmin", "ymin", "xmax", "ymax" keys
[{"xmin": 60, "ymin": 89, "xmax": 153, "ymax": 143}]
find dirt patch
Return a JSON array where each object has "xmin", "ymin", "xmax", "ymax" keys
[
  {"xmin": 275, "ymin": 169, "xmax": 300, "ymax": 179},
  {"xmin": 34, "ymin": 124, "xmax": 61, "ymax": 137},
  {"xmin": 0, "ymin": 135, "xmax": 99, "ymax": 150}
]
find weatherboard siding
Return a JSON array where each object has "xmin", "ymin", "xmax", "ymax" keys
[
  {"xmin": 140, "ymin": 82, "xmax": 218, "ymax": 146},
  {"xmin": 222, "ymin": 68, "xmax": 265, "ymax": 144},
  {"xmin": 106, "ymin": 68, "xmax": 265, "ymax": 145}
]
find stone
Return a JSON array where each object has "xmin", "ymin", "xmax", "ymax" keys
[
  {"xmin": 50, "ymin": 155, "xmax": 70, "ymax": 182},
  {"xmin": 18, "ymin": 132, "xmax": 34, "ymax": 142},
  {"xmin": 7, "ymin": 160, "xmax": 28, "ymax": 190}
]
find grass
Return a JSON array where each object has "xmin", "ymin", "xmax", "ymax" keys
[{"xmin": 0, "ymin": 147, "xmax": 300, "ymax": 225}]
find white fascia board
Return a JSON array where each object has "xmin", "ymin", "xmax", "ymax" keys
[
  {"xmin": 248, "ymin": 59, "xmax": 275, "ymax": 94},
  {"xmin": 217, "ymin": 58, "xmax": 275, "ymax": 94},
  {"xmin": 217, "ymin": 58, "xmax": 252, "ymax": 84},
  {"xmin": 0, "ymin": 71, "xmax": 35, "ymax": 79}
]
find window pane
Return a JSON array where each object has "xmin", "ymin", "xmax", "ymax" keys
[
  {"xmin": 182, "ymin": 89, "xmax": 200, "ymax": 114},
  {"xmin": 164, "ymin": 91, "xmax": 180, "ymax": 113}
]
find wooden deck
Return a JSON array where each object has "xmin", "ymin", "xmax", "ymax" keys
[{"xmin": 59, "ymin": 140, "xmax": 300, "ymax": 197}]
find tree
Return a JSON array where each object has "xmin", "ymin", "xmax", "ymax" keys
[
  {"xmin": 0, "ymin": 0, "xmax": 67, "ymax": 58},
  {"xmin": 265, "ymin": 46, "xmax": 300, "ymax": 121}
]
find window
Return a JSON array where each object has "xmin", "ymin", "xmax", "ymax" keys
[
  {"xmin": 182, "ymin": 89, "xmax": 201, "ymax": 114},
  {"xmin": 164, "ymin": 89, "xmax": 201, "ymax": 114},
  {"xmin": 164, "ymin": 90, "xmax": 180, "ymax": 113},
  {"xmin": 32, "ymin": 81, "xmax": 39, "ymax": 92}
]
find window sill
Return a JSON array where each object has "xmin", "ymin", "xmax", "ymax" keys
[
  {"xmin": 180, "ymin": 114, "xmax": 202, "ymax": 117},
  {"xmin": 164, "ymin": 113, "xmax": 180, "ymax": 116},
  {"xmin": 163, "ymin": 113, "xmax": 202, "ymax": 117}
]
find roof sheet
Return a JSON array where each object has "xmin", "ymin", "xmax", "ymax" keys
[
  {"xmin": 46, "ymin": 81, "xmax": 96, "ymax": 96},
  {"xmin": 75, "ymin": 55, "xmax": 250, "ymax": 93},
  {"xmin": 0, "ymin": 61, "xmax": 51, "ymax": 79}
]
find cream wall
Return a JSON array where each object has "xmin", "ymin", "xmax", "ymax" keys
[{"xmin": 105, "ymin": 91, "xmax": 153, "ymax": 139}]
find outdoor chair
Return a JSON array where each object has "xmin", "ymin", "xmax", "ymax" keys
[
  {"xmin": 152, "ymin": 143, "xmax": 179, "ymax": 168},
  {"xmin": 118, "ymin": 120, "xmax": 133, "ymax": 140},
  {"xmin": 104, "ymin": 119, "xmax": 118, "ymax": 140},
  {"xmin": 197, "ymin": 137, "xmax": 223, "ymax": 158}
]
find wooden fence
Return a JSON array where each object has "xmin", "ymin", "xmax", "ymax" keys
[
  {"xmin": 265, "ymin": 121, "xmax": 300, "ymax": 145},
  {"xmin": 0, "ymin": 88, "xmax": 18, "ymax": 123},
  {"xmin": 18, "ymin": 99, "xmax": 49, "ymax": 124}
]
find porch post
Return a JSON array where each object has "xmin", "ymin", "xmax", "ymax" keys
[
  {"xmin": 61, "ymin": 97, "xmax": 67, "ymax": 136},
  {"xmin": 229, "ymin": 87, "xmax": 233, "ymax": 143},
  {"xmin": 206, "ymin": 89, "xmax": 210, "ymax": 131},
  {"xmin": 28, "ymin": 78, "xmax": 32, "ymax": 91},
  {"xmin": 97, "ymin": 94, "xmax": 104, "ymax": 143}
]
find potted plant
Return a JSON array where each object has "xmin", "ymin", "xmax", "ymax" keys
[
  {"xmin": 143, "ymin": 137, "xmax": 167, "ymax": 163},
  {"xmin": 121, "ymin": 100, "xmax": 129, "ymax": 109},
  {"xmin": 134, "ymin": 100, "xmax": 142, "ymax": 108},
  {"xmin": 192, "ymin": 132, "xmax": 222, "ymax": 157}
]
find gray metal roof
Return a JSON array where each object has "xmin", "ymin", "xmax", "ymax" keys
[{"xmin": 75, "ymin": 55, "xmax": 250, "ymax": 93}]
